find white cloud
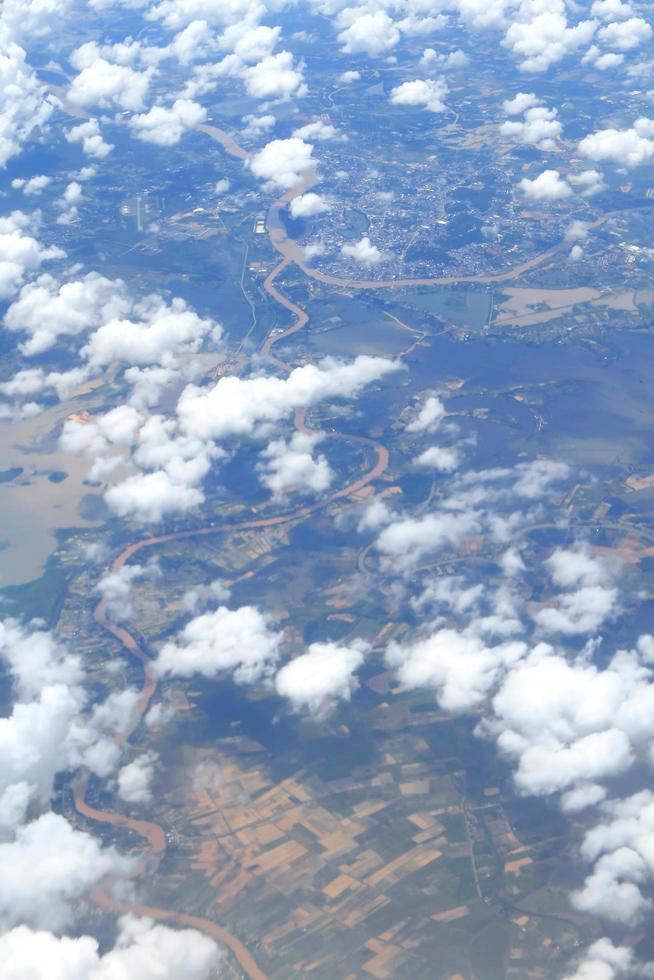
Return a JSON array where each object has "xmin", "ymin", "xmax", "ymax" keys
[
  {"xmin": 105, "ymin": 470, "xmax": 204, "ymax": 522},
  {"xmin": 503, "ymin": 7, "xmax": 597, "ymax": 72},
  {"xmin": 0, "ymin": 813, "xmax": 133, "ymax": 930},
  {"xmin": 289, "ymin": 192, "xmax": 330, "ymax": 217},
  {"xmin": 5, "ymin": 272, "xmax": 129, "ymax": 356},
  {"xmin": 248, "ymin": 137, "xmax": 315, "ymax": 189},
  {"xmin": 65, "ymin": 119, "xmax": 114, "ymax": 158},
  {"xmin": 294, "ymin": 122, "xmax": 337, "ymax": 146},
  {"xmin": 242, "ymin": 112, "xmax": 275, "ymax": 137},
  {"xmin": 117, "ymin": 750, "xmax": 159, "ymax": 803},
  {"xmin": 387, "ymin": 628, "xmax": 526, "ymax": 713},
  {"xmin": 0, "ymin": 26, "xmax": 56, "ymax": 169},
  {"xmin": 129, "ymin": 99, "xmax": 206, "ymax": 145},
  {"xmin": 154, "ymin": 605, "xmax": 282, "ymax": 683},
  {"xmin": 258, "ymin": 430, "xmax": 333, "ymax": 498},
  {"xmin": 177, "ymin": 355, "xmax": 399, "ymax": 442},
  {"xmin": 376, "ymin": 510, "xmax": 480, "ymax": 566},
  {"xmin": 341, "ymin": 235, "xmax": 383, "ymax": 265},
  {"xmin": 501, "ymin": 105, "xmax": 562, "ymax": 150},
  {"xmin": 591, "ymin": 0, "xmax": 634, "ymax": 21},
  {"xmin": 67, "ymin": 57, "xmax": 154, "ymax": 111},
  {"xmin": 598, "ymin": 16, "xmax": 652, "ymax": 50},
  {"xmin": 0, "ymin": 212, "xmax": 64, "ymax": 300},
  {"xmin": 339, "ymin": 69, "xmax": 360, "ymax": 82},
  {"xmin": 519, "ymin": 169, "xmax": 572, "ymax": 200},
  {"xmin": 275, "ymin": 640, "xmax": 367, "ymax": 715},
  {"xmin": 338, "ymin": 11, "xmax": 400, "ymax": 56},
  {"xmin": 563, "ymin": 938, "xmax": 636, "ymax": 980},
  {"xmin": 415, "ymin": 445, "xmax": 460, "ymax": 472},
  {"xmin": 503, "ymin": 91, "xmax": 540, "ymax": 115},
  {"xmin": 83, "ymin": 296, "xmax": 220, "ymax": 368},
  {"xmin": 406, "ymin": 395, "xmax": 446, "ymax": 432},
  {"xmin": 389, "ymin": 77, "xmax": 448, "ymax": 112},
  {"xmin": 242, "ymin": 51, "xmax": 307, "ymax": 100},
  {"xmin": 579, "ymin": 118, "xmax": 654, "ymax": 167},
  {"xmin": 0, "ymin": 915, "xmax": 220, "ymax": 980},
  {"xmin": 10, "ymin": 174, "xmax": 51, "ymax": 196}
]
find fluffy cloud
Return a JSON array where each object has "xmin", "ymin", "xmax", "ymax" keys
[
  {"xmin": 501, "ymin": 104, "xmax": 562, "ymax": 150},
  {"xmin": 67, "ymin": 57, "xmax": 154, "ymax": 111},
  {"xmin": 177, "ymin": 356, "xmax": 399, "ymax": 442},
  {"xmin": 598, "ymin": 16, "xmax": 651, "ymax": 50},
  {"xmin": 275, "ymin": 641, "xmax": 367, "ymax": 715},
  {"xmin": 129, "ymin": 99, "xmax": 206, "ymax": 145},
  {"xmin": 337, "ymin": 11, "xmax": 400, "ymax": 56},
  {"xmin": 242, "ymin": 51, "xmax": 307, "ymax": 100},
  {"xmin": 0, "ymin": 915, "xmax": 220, "ymax": 980},
  {"xmin": 292, "ymin": 120, "xmax": 338, "ymax": 141},
  {"xmin": 117, "ymin": 751, "xmax": 159, "ymax": 803},
  {"xmin": 341, "ymin": 235, "xmax": 383, "ymax": 266},
  {"xmin": 533, "ymin": 546, "xmax": 619, "ymax": 635},
  {"xmin": 258, "ymin": 430, "xmax": 333, "ymax": 498},
  {"xmin": 0, "ymin": 26, "xmax": 56, "ymax": 169},
  {"xmin": 290, "ymin": 192, "xmax": 330, "ymax": 217},
  {"xmin": 83, "ymin": 296, "xmax": 220, "ymax": 368},
  {"xmin": 563, "ymin": 938, "xmax": 637, "ymax": 980},
  {"xmin": 10, "ymin": 174, "xmax": 51, "ymax": 196},
  {"xmin": 519, "ymin": 169, "xmax": 572, "ymax": 200},
  {"xmin": 415, "ymin": 445, "xmax": 459, "ymax": 472},
  {"xmin": 5, "ymin": 272, "xmax": 128, "ymax": 355},
  {"xmin": 387, "ymin": 629, "xmax": 526, "ymax": 713},
  {"xmin": 389, "ymin": 78, "xmax": 448, "ymax": 112},
  {"xmin": 502, "ymin": 6, "xmax": 597, "ymax": 72},
  {"xmin": 248, "ymin": 137, "xmax": 315, "ymax": 189},
  {"xmin": 0, "ymin": 212, "xmax": 64, "ymax": 300},
  {"xmin": 65, "ymin": 119, "xmax": 114, "ymax": 158},
  {"xmin": 578, "ymin": 118, "xmax": 654, "ymax": 167},
  {"xmin": 0, "ymin": 813, "xmax": 133, "ymax": 930},
  {"xmin": 154, "ymin": 605, "xmax": 283, "ymax": 683},
  {"xmin": 502, "ymin": 91, "xmax": 540, "ymax": 115},
  {"xmin": 406, "ymin": 395, "xmax": 446, "ymax": 432}
]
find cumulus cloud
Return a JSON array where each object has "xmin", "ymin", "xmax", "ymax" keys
[
  {"xmin": 83, "ymin": 296, "xmax": 220, "ymax": 368},
  {"xmin": 389, "ymin": 77, "xmax": 448, "ymax": 112},
  {"xmin": 275, "ymin": 641, "xmax": 368, "ymax": 715},
  {"xmin": 415, "ymin": 445, "xmax": 460, "ymax": 472},
  {"xmin": 292, "ymin": 120, "xmax": 338, "ymax": 141},
  {"xmin": 10, "ymin": 174, "xmax": 51, "ymax": 196},
  {"xmin": 501, "ymin": 104, "xmax": 562, "ymax": 150},
  {"xmin": 406, "ymin": 395, "xmax": 446, "ymax": 432},
  {"xmin": 248, "ymin": 137, "xmax": 315, "ymax": 189},
  {"xmin": 117, "ymin": 751, "xmax": 159, "ymax": 804},
  {"xmin": 242, "ymin": 50, "xmax": 307, "ymax": 100},
  {"xmin": 0, "ymin": 212, "xmax": 64, "ymax": 300},
  {"xmin": 154, "ymin": 605, "xmax": 282, "ymax": 683},
  {"xmin": 5, "ymin": 272, "xmax": 129, "ymax": 356},
  {"xmin": 579, "ymin": 118, "xmax": 654, "ymax": 167},
  {"xmin": 0, "ymin": 26, "xmax": 56, "ymax": 169},
  {"xmin": 289, "ymin": 192, "xmax": 330, "ymax": 217},
  {"xmin": 337, "ymin": 11, "xmax": 400, "ymax": 56},
  {"xmin": 533, "ymin": 546, "xmax": 619, "ymax": 635},
  {"xmin": 129, "ymin": 99, "xmax": 206, "ymax": 145},
  {"xmin": 0, "ymin": 915, "xmax": 220, "ymax": 980},
  {"xmin": 563, "ymin": 938, "xmax": 637, "ymax": 980},
  {"xmin": 258, "ymin": 430, "xmax": 333, "ymax": 498},
  {"xmin": 67, "ymin": 57, "xmax": 154, "ymax": 111},
  {"xmin": 519, "ymin": 169, "xmax": 572, "ymax": 200},
  {"xmin": 177, "ymin": 355, "xmax": 399, "ymax": 442},
  {"xmin": 65, "ymin": 119, "xmax": 114, "ymax": 158},
  {"xmin": 502, "ymin": 5, "xmax": 597, "ymax": 72},
  {"xmin": 0, "ymin": 813, "xmax": 133, "ymax": 930},
  {"xmin": 387, "ymin": 629, "xmax": 526, "ymax": 713},
  {"xmin": 341, "ymin": 235, "xmax": 383, "ymax": 266}
]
